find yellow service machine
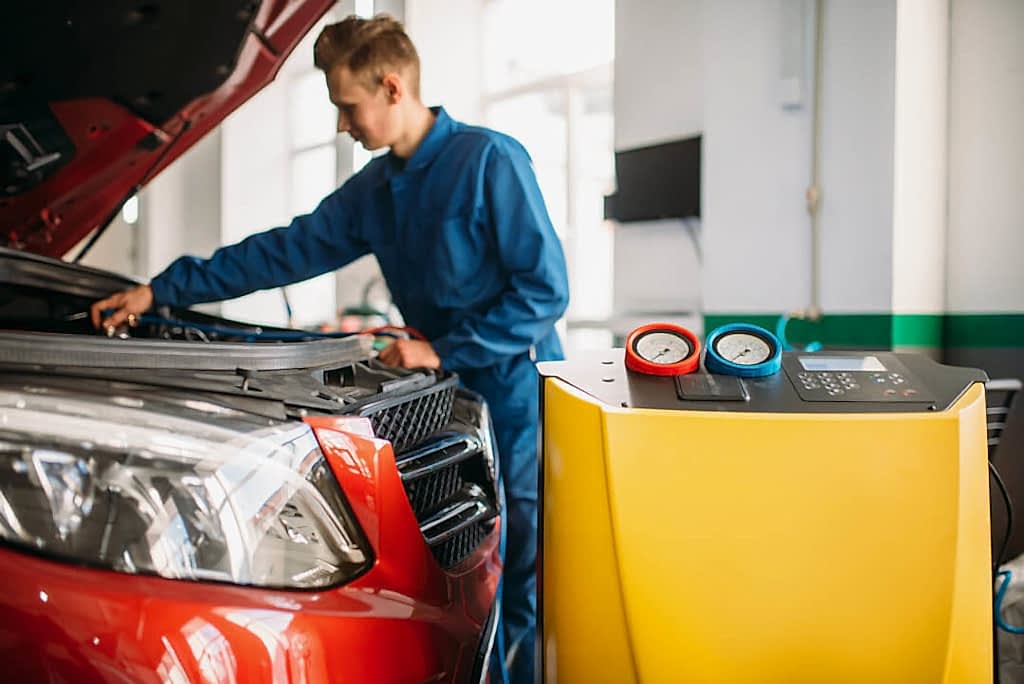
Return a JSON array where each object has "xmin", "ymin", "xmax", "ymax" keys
[{"xmin": 537, "ymin": 323, "xmax": 991, "ymax": 683}]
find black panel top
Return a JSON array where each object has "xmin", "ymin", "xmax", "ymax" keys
[{"xmin": 538, "ymin": 350, "xmax": 988, "ymax": 414}]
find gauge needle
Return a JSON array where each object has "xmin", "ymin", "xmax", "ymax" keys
[
  {"xmin": 731, "ymin": 347, "xmax": 751, "ymax": 361},
  {"xmin": 651, "ymin": 347, "xmax": 671, "ymax": 361}
]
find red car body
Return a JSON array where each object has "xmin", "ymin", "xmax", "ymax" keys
[{"xmin": 0, "ymin": 417, "xmax": 500, "ymax": 683}]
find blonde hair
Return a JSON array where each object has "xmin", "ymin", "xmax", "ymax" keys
[{"xmin": 314, "ymin": 14, "xmax": 421, "ymax": 97}]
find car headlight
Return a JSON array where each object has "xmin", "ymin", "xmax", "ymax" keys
[{"xmin": 0, "ymin": 388, "xmax": 369, "ymax": 589}]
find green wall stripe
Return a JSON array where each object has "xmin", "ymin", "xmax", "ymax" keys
[
  {"xmin": 945, "ymin": 314, "xmax": 1024, "ymax": 348},
  {"xmin": 703, "ymin": 313, "xmax": 1024, "ymax": 349},
  {"xmin": 703, "ymin": 314, "xmax": 779, "ymax": 332},
  {"xmin": 703, "ymin": 314, "xmax": 893, "ymax": 348}
]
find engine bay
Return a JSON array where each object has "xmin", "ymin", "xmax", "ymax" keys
[
  {"xmin": 0, "ymin": 280, "xmax": 319, "ymax": 343},
  {"xmin": 0, "ymin": 247, "xmax": 452, "ymax": 421}
]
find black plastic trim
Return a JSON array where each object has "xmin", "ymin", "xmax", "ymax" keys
[
  {"xmin": 0, "ymin": 246, "xmax": 138, "ymax": 297},
  {"xmin": 420, "ymin": 488, "xmax": 497, "ymax": 546},
  {"xmin": 397, "ymin": 432, "xmax": 482, "ymax": 480},
  {"xmin": 470, "ymin": 598, "xmax": 500, "ymax": 684},
  {"xmin": 354, "ymin": 373, "xmax": 459, "ymax": 417}
]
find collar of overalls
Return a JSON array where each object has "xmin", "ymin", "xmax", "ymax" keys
[{"xmin": 380, "ymin": 105, "xmax": 454, "ymax": 182}]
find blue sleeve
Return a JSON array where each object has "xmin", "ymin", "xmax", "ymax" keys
[
  {"xmin": 149, "ymin": 183, "xmax": 368, "ymax": 307},
  {"xmin": 431, "ymin": 144, "xmax": 569, "ymax": 369}
]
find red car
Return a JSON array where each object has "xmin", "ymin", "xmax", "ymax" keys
[{"xmin": 0, "ymin": 2, "xmax": 502, "ymax": 682}]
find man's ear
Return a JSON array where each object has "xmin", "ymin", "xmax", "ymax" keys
[{"xmin": 381, "ymin": 73, "xmax": 403, "ymax": 103}]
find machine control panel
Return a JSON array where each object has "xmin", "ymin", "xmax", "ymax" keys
[
  {"xmin": 537, "ymin": 350, "xmax": 987, "ymax": 414},
  {"xmin": 782, "ymin": 353, "xmax": 935, "ymax": 403}
]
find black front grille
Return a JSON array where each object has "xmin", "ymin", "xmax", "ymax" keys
[
  {"xmin": 405, "ymin": 464, "xmax": 463, "ymax": 515},
  {"xmin": 357, "ymin": 381, "xmax": 498, "ymax": 570},
  {"xmin": 432, "ymin": 522, "xmax": 490, "ymax": 569},
  {"xmin": 358, "ymin": 378, "xmax": 456, "ymax": 452},
  {"xmin": 396, "ymin": 429, "xmax": 498, "ymax": 569}
]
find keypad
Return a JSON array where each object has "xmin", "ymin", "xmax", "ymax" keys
[
  {"xmin": 790, "ymin": 368, "xmax": 929, "ymax": 403},
  {"xmin": 797, "ymin": 371, "xmax": 863, "ymax": 396}
]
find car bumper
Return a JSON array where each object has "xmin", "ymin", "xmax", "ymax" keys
[{"xmin": 0, "ymin": 528, "xmax": 500, "ymax": 684}]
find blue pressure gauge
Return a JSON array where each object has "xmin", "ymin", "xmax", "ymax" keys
[{"xmin": 704, "ymin": 323, "xmax": 782, "ymax": 377}]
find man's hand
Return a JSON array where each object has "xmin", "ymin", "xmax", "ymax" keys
[
  {"xmin": 377, "ymin": 338, "xmax": 441, "ymax": 369},
  {"xmin": 90, "ymin": 284, "xmax": 154, "ymax": 330}
]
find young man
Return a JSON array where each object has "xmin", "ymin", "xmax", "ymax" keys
[{"xmin": 91, "ymin": 14, "xmax": 568, "ymax": 683}]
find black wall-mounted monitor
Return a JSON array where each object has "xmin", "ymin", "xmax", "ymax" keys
[{"xmin": 604, "ymin": 135, "xmax": 701, "ymax": 222}]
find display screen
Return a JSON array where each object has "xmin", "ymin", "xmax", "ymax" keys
[{"xmin": 799, "ymin": 356, "xmax": 886, "ymax": 372}]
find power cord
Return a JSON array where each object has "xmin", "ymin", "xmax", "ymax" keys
[
  {"xmin": 991, "ymin": 460, "xmax": 1017, "ymax": 683},
  {"xmin": 992, "ymin": 460, "xmax": 1014, "ymax": 574}
]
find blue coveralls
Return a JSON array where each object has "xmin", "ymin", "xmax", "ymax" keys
[{"xmin": 150, "ymin": 107, "xmax": 569, "ymax": 682}]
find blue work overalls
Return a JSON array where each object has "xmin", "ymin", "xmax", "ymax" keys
[{"xmin": 150, "ymin": 107, "xmax": 570, "ymax": 682}]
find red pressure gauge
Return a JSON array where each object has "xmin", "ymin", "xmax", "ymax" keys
[{"xmin": 624, "ymin": 323, "xmax": 702, "ymax": 376}]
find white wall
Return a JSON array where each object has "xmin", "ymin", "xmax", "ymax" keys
[
  {"xmin": 699, "ymin": 0, "xmax": 813, "ymax": 313},
  {"xmin": 140, "ymin": 130, "xmax": 223, "ymax": 284},
  {"xmin": 614, "ymin": 0, "xmax": 898, "ymax": 317},
  {"xmin": 613, "ymin": 219, "xmax": 701, "ymax": 315},
  {"xmin": 614, "ymin": 0, "xmax": 702, "ymax": 149},
  {"xmin": 406, "ymin": 0, "xmax": 483, "ymax": 124},
  {"xmin": 75, "ymin": 215, "xmax": 138, "ymax": 278},
  {"xmin": 947, "ymin": 0, "xmax": 1024, "ymax": 313},
  {"xmin": 818, "ymin": 0, "xmax": 896, "ymax": 313},
  {"xmin": 219, "ymin": 82, "xmax": 293, "ymax": 325}
]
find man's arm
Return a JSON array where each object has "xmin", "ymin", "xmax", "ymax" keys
[
  {"xmin": 92, "ymin": 184, "xmax": 366, "ymax": 328},
  {"xmin": 430, "ymin": 143, "xmax": 569, "ymax": 370},
  {"xmin": 150, "ymin": 184, "xmax": 365, "ymax": 307}
]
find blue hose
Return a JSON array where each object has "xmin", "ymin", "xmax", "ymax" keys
[
  {"xmin": 996, "ymin": 571, "xmax": 1024, "ymax": 634},
  {"xmin": 491, "ymin": 475, "xmax": 510, "ymax": 684},
  {"xmin": 775, "ymin": 313, "xmax": 823, "ymax": 352},
  {"xmin": 131, "ymin": 313, "xmax": 397, "ymax": 343}
]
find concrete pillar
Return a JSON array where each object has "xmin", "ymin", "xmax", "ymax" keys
[{"xmin": 890, "ymin": 0, "xmax": 950, "ymax": 353}]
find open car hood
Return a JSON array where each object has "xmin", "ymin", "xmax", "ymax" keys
[{"xmin": 1, "ymin": 0, "xmax": 334, "ymax": 258}]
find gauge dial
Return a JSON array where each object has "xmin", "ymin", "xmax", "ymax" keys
[
  {"xmin": 714, "ymin": 332, "xmax": 772, "ymax": 366},
  {"xmin": 624, "ymin": 323, "xmax": 701, "ymax": 376},
  {"xmin": 704, "ymin": 324, "xmax": 783, "ymax": 378},
  {"xmin": 636, "ymin": 332, "xmax": 692, "ymax": 365}
]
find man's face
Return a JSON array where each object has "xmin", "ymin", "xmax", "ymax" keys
[{"xmin": 326, "ymin": 66, "xmax": 397, "ymax": 151}]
